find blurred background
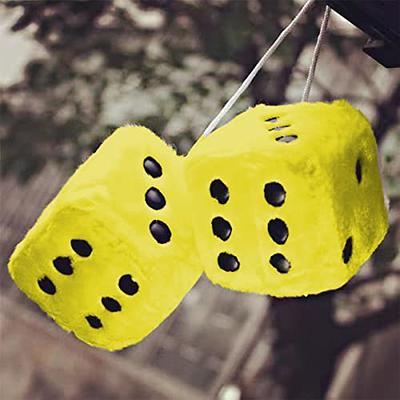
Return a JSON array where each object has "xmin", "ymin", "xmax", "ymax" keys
[{"xmin": 0, "ymin": 1, "xmax": 399, "ymax": 399}]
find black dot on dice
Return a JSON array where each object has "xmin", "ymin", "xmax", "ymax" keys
[
  {"xmin": 71, "ymin": 239, "xmax": 92, "ymax": 257},
  {"xmin": 53, "ymin": 256, "xmax": 73, "ymax": 275},
  {"xmin": 269, "ymin": 125, "xmax": 290, "ymax": 131},
  {"xmin": 102, "ymin": 297, "xmax": 122, "ymax": 312},
  {"xmin": 210, "ymin": 179, "xmax": 229, "ymax": 204},
  {"xmin": 144, "ymin": 156, "xmax": 162, "ymax": 178},
  {"xmin": 268, "ymin": 219, "xmax": 289, "ymax": 244},
  {"xmin": 38, "ymin": 276, "xmax": 56, "ymax": 295},
  {"xmin": 145, "ymin": 187, "xmax": 166, "ymax": 210},
  {"xmin": 218, "ymin": 252, "xmax": 240, "ymax": 272},
  {"xmin": 276, "ymin": 135, "xmax": 297, "ymax": 143},
  {"xmin": 212, "ymin": 217, "xmax": 232, "ymax": 241},
  {"xmin": 86, "ymin": 315, "xmax": 102, "ymax": 329},
  {"xmin": 269, "ymin": 253, "xmax": 291, "ymax": 273},
  {"xmin": 119, "ymin": 274, "xmax": 139, "ymax": 296},
  {"xmin": 149, "ymin": 220, "xmax": 171, "ymax": 244},
  {"xmin": 265, "ymin": 117, "xmax": 278, "ymax": 123},
  {"xmin": 342, "ymin": 237, "xmax": 353, "ymax": 264},
  {"xmin": 264, "ymin": 182, "xmax": 286, "ymax": 207},
  {"xmin": 355, "ymin": 159, "xmax": 362, "ymax": 183}
]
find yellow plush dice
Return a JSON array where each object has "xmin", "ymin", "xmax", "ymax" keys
[
  {"xmin": 186, "ymin": 100, "xmax": 388, "ymax": 297},
  {"xmin": 8, "ymin": 126, "xmax": 202, "ymax": 350}
]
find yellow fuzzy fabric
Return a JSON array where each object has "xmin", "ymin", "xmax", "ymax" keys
[
  {"xmin": 8, "ymin": 100, "xmax": 388, "ymax": 350},
  {"xmin": 186, "ymin": 100, "xmax": 388, "ymax": 296},
  {"xmin": 8, "ymin": 126, "xmax": 202, "ymax": 351}
]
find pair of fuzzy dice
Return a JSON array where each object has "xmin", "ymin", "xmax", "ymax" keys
[
  {"xmin": 186, "ymin": 100, "xmax": 388, "ymax": 297},
  {"xmin": 9, "ymin": 126, "xmax": 202, "ymax": 351},
  {"xmin": 8, "ymin": 100, "xmax": 387, "ymax": 351}
]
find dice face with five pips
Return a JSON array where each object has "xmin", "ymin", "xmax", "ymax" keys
[
  {"xmin": 186, "ymin": 100, "xmax": 388, "ymax": 297},
  {"xmin": 8, "ymin": 126, "xmax": 202, "ymax": 350}
]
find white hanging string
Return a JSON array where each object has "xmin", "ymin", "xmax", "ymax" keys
[
  {"xmin": 202, "ymin": 0, "xmax": 317, "ymax": 137},
  {"xmin": 302, "ymin": 6, "xmax": 331, "ymax": 101}
]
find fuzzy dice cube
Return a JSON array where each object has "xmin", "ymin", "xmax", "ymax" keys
[
  {"xmin": 8, "ymin": 126, "xmax": 202, "ymax": 350},
  {"xmin": 185, "ymin": 100, "xmax": 388, "ymax": 297}
]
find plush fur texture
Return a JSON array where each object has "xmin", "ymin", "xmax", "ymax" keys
[
  {"xmin": 186, "ymin": 100, "xmax": 388, "ymax": 296},
  {"xmin": 8, "ymin": 100, "xmax": 388, "ymax": 350},
  {"xmin": 8, "ymin": 126, "xmax": 202, "ymax": 351}
]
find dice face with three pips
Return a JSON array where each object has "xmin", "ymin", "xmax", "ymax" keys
[
  {"xmin": 8, "ymin": 100, "xmax": 388, "ymax": 350},
  {"xmin": 186, "ymin": 100, "xmax": 388, "ymax": 297},
  {"xmin": 9, "ymin": 126, "xmax": 202, "ymax": 351}
]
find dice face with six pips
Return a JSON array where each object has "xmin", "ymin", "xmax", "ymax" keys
[
  {"xmin": 186, "ymin": 100, "xmax": 388, "ymax": 296},
  {"xmin": 9, "ymin": 126, "xmax": 202, "ymax": 350}
]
